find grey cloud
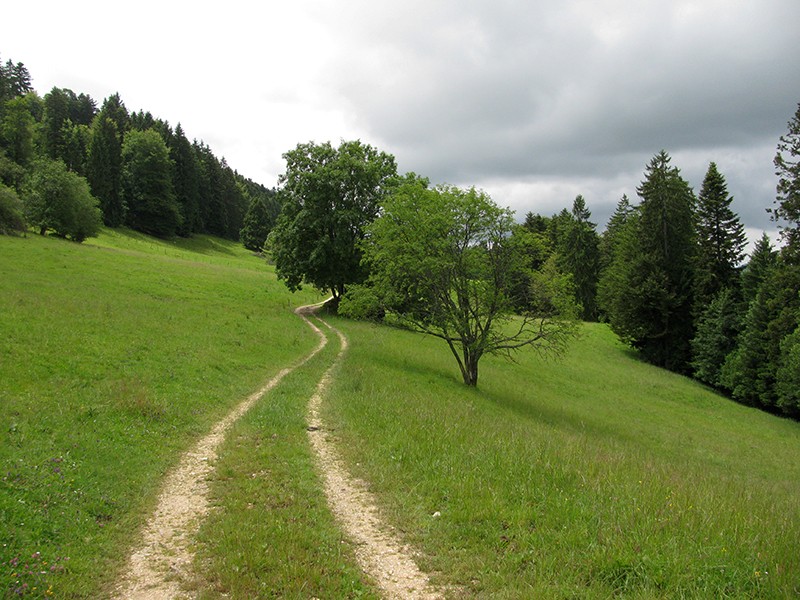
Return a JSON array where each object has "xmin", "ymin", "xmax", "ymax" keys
[{"xmin": 316, "ymin": 0, "xmax": 799, "ymax": 234}]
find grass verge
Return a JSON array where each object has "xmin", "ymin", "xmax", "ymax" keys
[{"xmin": 324, "ymin": 317, "xmax": 800, "ymax": 598}]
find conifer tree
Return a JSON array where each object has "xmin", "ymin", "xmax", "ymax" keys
[
  {"xmin": 606, "ymin": 151, "xmax": 696, "ymax": 372},
  {"xmin": 694, "ymin": 162, "xmax": 746, "ymax": 307},
  {"xmin": 774, "ymin": 102, "xmax": 800, "ymax": 261},
  {"xmin": 558, "ymin": 195, "xmax": 600, "ymax": 320},
  {"xmin": 87, "ymin": 116, "xmax": 125, "ymax": 226}
]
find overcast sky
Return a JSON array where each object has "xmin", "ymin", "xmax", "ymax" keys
[{"xmin": 3, "ymin": 0, "xmax": 799, "ymax": 247}]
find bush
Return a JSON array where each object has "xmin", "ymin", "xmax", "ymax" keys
[{"xmin": 338, "ymin": 284, "xmax": 385, "ymax": 322}]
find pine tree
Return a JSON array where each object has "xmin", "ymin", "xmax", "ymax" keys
[
  {"xmin": 87, "ymin": 116, "xmax": 125, "ymax": 226},
  {"xmin": 558, "ymin": 195, "xmax": 600, "ymax": 320},
  {"xmin": 607, "ymin": 151, "xmax": 696, "ymax": 372},
  {"xmin": 169, "ymin": 123, "xmax": 201, "ymax": 235},
  {"xmin": 741, "ymin": 233, "xmax": 777, "ymax": 304},
  {"xmin": 694, "ymin": 162, "xmax": 747, "ymax": 307},
  {"xmin": 773, "ymin": 102, "xmax": 800, "ymax": 261}
]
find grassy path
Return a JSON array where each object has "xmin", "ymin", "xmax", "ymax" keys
[
  {"xmin": 113, "ymin": 302, "xmax": 439, "ymax": 599},
  {"xmin": 113, "ymin": 305, "xmax": 329, "ymax": 599},
  {"xmin": 298, "ymin": 308, "xmax": 442, "ymax": 600}
]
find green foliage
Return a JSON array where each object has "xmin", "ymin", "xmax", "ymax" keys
[
  {"xmin": 364, "ymin": 181, "xmax": 578, "ymax": 386},
  {"xmin": 0, "ymin": 57, "xmax": 33, "ymax": 105},
  {"xmin": 0, "ymin": 182, "xmax": 25, "ymax": 234},
  {"xmin": 0, "ymin": 95, "xmax": 36, "ymax": 167},
  {"xmin": 773, "ymin": 102, "xmax": 800, "ymax": 261},
  {"xmin": 121, "ymin": 129, "xmax": 182, "ymax": 238},
  {"xmin": 269, "ymin": 140, "xmax": 398, "ymax": 299},
  {"xmin": 168, "ymin": 123, "xmax": 201, "ymax": 235},
  {"xmin": 777, "ymin": 317, "xmax": 800, "ymax": 413},
  {"xmin": 694, "ymin": 162, "xmax": 747, "ymax": 306},
  {"xmin": 23, "ymin": 158, "xmax": 102, "ymax": 242},
  {"xmin": 337, "ymin": 283, "xmax": 385, "ymax": 322},
  {"xmin": 557, "ymin": 195, "xmax": 600, "ymax": 321},
  {"xmin": 722, "ymin": 262, "xmax": 800, "ymax": 413},
  {"xmin": 239, "ymin": 186, "xmax": 279, "ymax": 252},
  {"xmin": 741, "ymin": 233, "xmax": 778, "ymax": 304},
  {"xmin": 87, "ymin": 115, "xmax": 125, "ymax": 226},
  {"xmin": 603, "ymin": 151, "xmax": 696, "ymax": 373},
  {"xmin": 690, "ymin": 287, "xmax": 742, "ymax": 388}
]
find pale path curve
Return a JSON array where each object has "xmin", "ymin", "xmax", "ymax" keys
[
  {"xmin": 297, "ymin": 307, "xmax": 444, "ymax": 600},
  {"xmin": 113, "ymin": 302, "xmax": 330, "ymax": 600}
]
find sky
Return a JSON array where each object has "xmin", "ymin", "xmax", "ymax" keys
[{"xmin": 3, "ymin": 0, "xmax": 799, "ymax": 248}]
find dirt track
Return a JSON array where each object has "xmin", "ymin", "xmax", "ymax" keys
[{"xmin": 113, "ymin": 303, "xmax": 440, "ymax": 599}]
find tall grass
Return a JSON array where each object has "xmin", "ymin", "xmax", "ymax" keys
[
  {"xmin": 0, "ymin": 230, "xmax": 324, "ymax": 597},
  {"xmin": 324, "ymin": 318, "xmax": 800, "ymax": 598}
]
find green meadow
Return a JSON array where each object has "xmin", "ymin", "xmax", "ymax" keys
[
  {"xmin": 1, "ymin": 230, "xmax": 799, "ymax": 598},
  {"xmin": 324, "ymin": 317, "xmax": 800, "ymax": 598}
]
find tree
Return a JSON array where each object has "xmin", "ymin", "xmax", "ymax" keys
[
  {"xmin": 0, "ymin": 182, "xmax": 26, "ymax": 234},
  {"xmin": 721, "ymin": 261, "xmax": 800, "ymax": 411},
  {"xmin": 363, "ymin": 181, "xmax": 578, "ymax": 387},
  {"xmin": 776, "ymin": 317, "xmax": 800, "ymax": 415},
  {"xmin": 605, "ymin": 151, "xmax": 696, "ymax": 372},
  {"xmin": 240, "ymin": 191, "xmax": 279, "ymax": 252},
  {"xmin": 121, "ymin": 129, "xmax": 181, "ymax": 238},
  {"xmin": 558, "ymin": 195, "xmax": 600, "ymax": 320},
  {"xmin": 168, "ymin": 123, "xmax": 201, "ymax": 235},
  {"xmin": 773, "ymin": 102, "xmax": 800, "ymax": 261},
  {"xmin": 690, "ymin": 287, "xmax": 742, "ymax": 388},
  {"xmin": 269, "ymin": 140, "xmax": 397, "ymax": 301},
  {"xmin": 694, "ymin": 162, "xmax": 747, "ymax": 307},
  {"xmin": 23, "ymin": 158, "xmax": 102, "ymax": 242},
  {"xmin": 0, "ymin": 95, "xmax": 36, "ymax": 166},
  {"xmin": 42, "ymin": 87, "xmax": 71, "ymax": 161},
  {"xmin": 741, "ymin": 233, "xmax": 777, "ymax": 305},
  {"xmin": 87, "ymin": 116, "xmax": 125, "ymax": 226}
]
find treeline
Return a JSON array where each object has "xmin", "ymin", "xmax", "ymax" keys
[
  {"xmin": 0, "ymin": 55, "xmax": 279, "ymax": 247},
  {"xmin": 518, "ymin": 116, "xmax": 800, "ymax": 417}
]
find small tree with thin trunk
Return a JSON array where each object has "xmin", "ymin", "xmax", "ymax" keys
[{"xmin": 363, "ymin": 180, "xmax": 578, "ymax": 387}]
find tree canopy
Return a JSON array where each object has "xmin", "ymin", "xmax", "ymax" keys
[
  {"xmin": 268, "ymin": 140, "xmax": 397, "ymax": 300},
  {"xmin": 362, "ymin": 180, "xmax": 578, "ymax": 386}
]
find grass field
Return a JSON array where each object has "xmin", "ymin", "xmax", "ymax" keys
[
  {"xmin": 324, "ymin": 317, "xmax": 800, "ymax": 598},
  {"xmin": 0, "ymin": 230, "xmax": 371, "ymax": 597},
  {"xmin": 2, "ymin": 229, "xmax": 799, "ymax": 598}
]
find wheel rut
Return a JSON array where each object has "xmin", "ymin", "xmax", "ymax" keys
[{"xmin": 113, "ymin": 302, "xmax": 440, "ymax": 599}]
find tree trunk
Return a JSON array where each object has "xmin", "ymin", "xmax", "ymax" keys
[{"xmin": 462, "ymin": 351, "xmax": 480, "ymax": 387}]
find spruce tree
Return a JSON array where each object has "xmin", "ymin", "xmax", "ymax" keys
[
  {"xmin": 694, "ymin": 162, "xmax": 746, "ymax": 307},
  {"xmin": 87, "ymin": 116, "xmax": 125, "ymax": 226},
  {"xmin": 169, "ymin": 123, "xmax": 201, "ymax": 235},
  {"xmin": 773, "ymin": 102, "xmax": 800, "ymax": 261},
  {"xmin": 558, "ymin": 195, "xmax": 600, "ymax": 320},
  {"xmin": 607, "ymin": 151, "xmax": 696, "ymax": 372}
]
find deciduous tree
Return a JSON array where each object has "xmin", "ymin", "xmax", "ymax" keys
[
  {"xmin": 121, "ymin": 129, "xmax": 181, "ymax": 238},
  {"xmin": 269, "ymin": 140, "xmax": 397, "ymax": 300},
  {"xmin": 363, "ymin": 181, "xmax": 578, "ymax": 387},
  {"xmin": 23, "ymin": 158, "xmax": 101, "ymax": 242}
]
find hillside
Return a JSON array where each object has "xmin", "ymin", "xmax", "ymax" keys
[{"xmin": 1, "ymin": 231, "xmax": 799, "ymax": 598}]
